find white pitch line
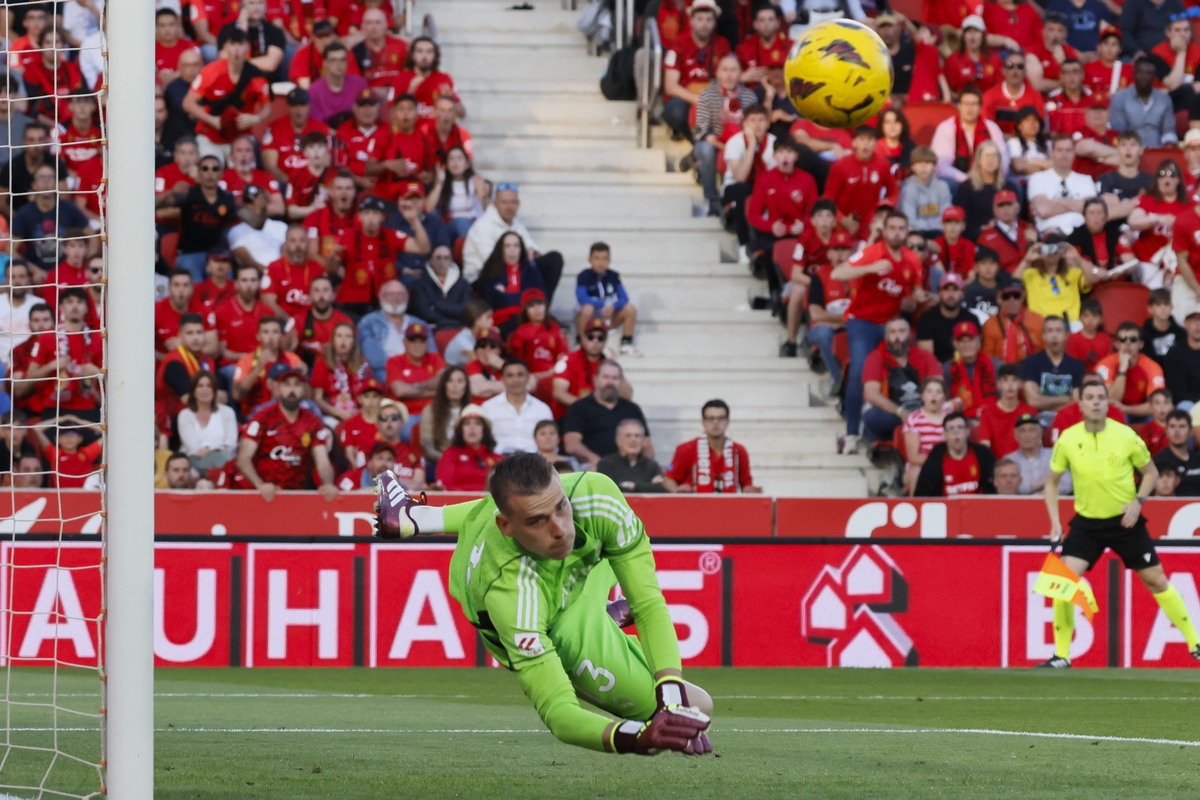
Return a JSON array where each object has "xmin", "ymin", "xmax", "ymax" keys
[{"xmin": 5, "ymin": 693, "xmax": 1200, "ymax": 702}]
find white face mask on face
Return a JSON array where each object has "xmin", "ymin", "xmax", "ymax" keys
[{"xmin": 381, "ymin": 301, "xmax": 407, "ymax": 316}]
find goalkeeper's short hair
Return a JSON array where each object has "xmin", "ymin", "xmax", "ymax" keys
[{"xmin": 490, "ymin": 452, "xmax": 556, "ymax": 514}]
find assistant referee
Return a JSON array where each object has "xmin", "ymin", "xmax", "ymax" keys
[{"xmin": 1043, "ymin": 376, "xmax": 1200, "ymax": 668}]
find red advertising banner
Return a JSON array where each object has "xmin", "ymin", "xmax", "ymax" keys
[{"xmin": 4, "ymin": 541, "xmax": 1199, "ymax": 669}]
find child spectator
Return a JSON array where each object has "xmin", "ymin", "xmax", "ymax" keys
[
  {"xmin": 721, "ymin": 105, "xmax": 776, "ymax": 255},
  {"xmin": 902, "ymin": 377, "xmax": 950, "ymax": 494},
  {"xmin": 1095, "ymin": 320, "xmax": 1166, "ymax": 420},
  {"xmin": 944, "ymin": 321, "xmax": 999, "ymax": 419},
  {"xmin": 337, "ymin": 441, "xmax": 399, "ymax": 492},
  {"xmin": 897, "ymin": 147, "xmax": 949, "ymax": 237},
  {"xmin": 286, "ymin": 133, "xmax": 338, "ymax": 221},
  {"xmin": 788, "ymin": 228, "xmax": 852, "ymax": 363},
  {"xmin": 977, "ymin": 363, "xmax": 1037, "ymax": 456},
  {"xmin": 337, "ymin": 379, "xmax": 386, "ymax": 469},
  {"xmin": 575, "ymin": 242, "xmax": 638, "ymax": 356},
  {"xmin": 826, "ymin": 126, "xmax": 899, "ymax": 238},
  {"xmin": 929, "ymin": 208, "xmax": 978, "ymax": 287},
  {"xmin": 31, "ymin": 417, "xmax": 102, "ymax": 489},
  {"xmin": 1141, "ymin": 388, "xmax": 1174, "ymax": 455},
  {"xmin": 1066, "ymin": 300, "xmax": 1111, "ymax": 373},
  {"xmin": 1143, "ymin": 288, "xmax": 1185, "ymax": 365},
  {"xmin": 964, "ymin": 247, "xmax": 1015, "ymax": 326},
  {"xmin": 385, "ymin": 322, "xmax": 446, "ymax": 438},
  {"xmin": 507, "ymin": 289, "xmax": 569, "ymax": 405},
  {"xmin": 913, "ymin": 412, "xmax": 997, "ymax": 496},
  {"xmin": 746, "ymin": 137, "xmax": 818, "ymax": 298}
]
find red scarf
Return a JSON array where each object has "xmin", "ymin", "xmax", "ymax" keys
[
  {"xmin": 953, "ymin": 117, "xmax": 978, "ymax": 175},
  {"xmin": 1002, "ymin": 311, "xmax": 1036, "ymax": 363},
  {"xmin": 948, "ymin": 353, "xmax": 996, "ymax": 417}
]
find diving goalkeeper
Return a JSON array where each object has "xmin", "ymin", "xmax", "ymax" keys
[{"xmin": 373, "ymin": 452, "xmax": 714, "ymax": 755}]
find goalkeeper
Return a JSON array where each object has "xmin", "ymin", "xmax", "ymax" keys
[{"xmin": 374, "ymin": 452, "xmax": 714, "ymax": 755}]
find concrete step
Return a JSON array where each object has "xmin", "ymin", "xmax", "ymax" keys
[
  {"xmin": 435, "ymin": 3, "xmax": 583, "ymax": 33},
  {"xmin": 538, "ymin": 233, "xmax": 719, "ymax": 265},
  {"xmin": 469, "ymin": 121, "xmax": 639, "ymax": 140},
  {"xmin": 625, "ymin": 355, "xmax": 809, "ymax": 373},
  {"xmin": 629, "ymin": 326, "xmax": 785, "ymax": 356},
  {"xmin": 445, "ymin": 49, "xmax": 604, "ymax": 81},
  {"xmin": 474, "ymin": 145, "xmax": 665, "ymax": 172},
  {"xmin": 634, "ymin": 379, "xmax": 814, "ymax": 410},
  {"xmin": 756, "ymin": 467, "xmax": 871, "ymax": 498},
  {"xmin": 471, "ymin": 169, "xmax": 697, "ymax": 188},
  {"xmin": 458, "ymin": 94, "xmax": 637, "ymax": 125},
  {"xmin": 457, "ymin": 79, "xmax": 609, "ymax": 96},
  {"xmin": 516, "ymin": 187, "xmax": 694, "ymax": 218},
  {"xmin": 526, "ymin": 214, "xmax": 721, "ymax": 235},
  {"xmin": 474, "ymin": 133, "xmax": 638, "ymax": 150},
  {"xmin": 439, "ymin": 31, "xmax": 587, "ymax": 47}
]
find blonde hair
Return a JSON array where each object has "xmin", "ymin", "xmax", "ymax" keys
[{"xmin": 968, "ymin": 140, "xmax": 1006, "ymax": 191}]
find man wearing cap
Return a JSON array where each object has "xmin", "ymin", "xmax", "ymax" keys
[
  {"xmin": 735, "ymin": 4, "xmax": 790, "ymax": 90},
  {"xmin": 222, "ymin": 135, "xmax": 285, "ymax": 217},
  {"xmin": 1028, "ymin": 135, "xmax": 1098, "ymax": 235},
  {"xmin": 1085, "ymin": 29, "xmax": 1134, "ymax": 96},
  {"xmin": 661, "ymin": 0, "xmax": 730, "ymax": 142},
  {"xmin": 290, "ymin": 19, "xmax": 358, "ymax": 89},
  {"xmin": 981, "ymin": 54, "xmax": 1046, "ymax": 137},
  {"xmin": 339, "ymin": 441, "xmax": 398, "ymax": 492},
  {"xmin": 982, "ymin": 283, "xmax": 1046, "ymax": 362},
  {"xmin": 386, "ymin": 321, "xmax": 446, "ymax": 437},
  {"xmin": 1071, "ymin": 93, "xmax": 1121, "ymax": 181},
  {"xmin": 1110, "ymin": 57, "xmax": 1178, "ymax": 148},
  {"xmin": 944, "ymin": 320, "xmax": 1001, "ymax": 419},
  {"xmin": 552, "ymin": 320, "xmax": 618, "ymax": 415},
  {"xmin": 931, "ymin": 206, "xmax": 976, "ymax": 279},
  {"xmin": 263, "ymin": 87, "xmax": 332, "ymax": 186},
  {"xmin": 182, "ymin": 27, "xmax": 272, "ymax": 162},
  {"xmin": 338, "ymin": 378, "xmax": 386, "ymax": 467},
  {"xmin": 1025, "ymin": 12, "xmax": 1080, "ymax": 94},
  {"xmin": 337, "ymin": 196, "xmax": 430, "ymax": 315},
  {"xmin": 335, "ymin": 89, "xmax": 389, "ymax": 193},
  {"xmin": 389, "ymin": 181, "xmax": 451, "ymax": 283},
  {"xmin": 232, "ymin": 316, "xmax": 306, "ymax": 418},
  {"xmin": 262, "ymin": 224, "xmax": 322, "ymax": 326},
  {"xmin": 465, "ymin": 327, "xmax": 506, "ymax": 399},
  {"xmin": 390, "ymin": 36, "xmax": 461, "ymax": 122},
  {"xmin": 235, "ymin": 368, "xmax": 338, "ymax": 501},
  {"xmin": 1044, "ymin": 59, "xmax": 1093, "ymax": 137},
  {"xmin": 932, "ymin": 87, "xmax": 1009, "ymax": 184},
  {"xmin": 482, "ymin": 357, "xmax": 554, "ymax": 455},
  {"xmin": 462, "ymin": 185, "xmax": 564, "ymax": 302},
  {"xmin": 916, "ymin": 274, "xmax": 978, "ymax": 363},
  {"xmin": 977, "ymin": 189, "xmax": 1036, "ymax": 273},
  {"xmin": 228, "ymin": 185, "xmax": 289, "ymax": 272},
  {"xmin": 309, "ymin": 41, "xmax": 370, "ymax": 126},
  {"xmin": 369, "ymin": 93, "xmax": 436, "ymax": 200},
  {"xmin": 1003, "ymin": 412, "xmax": 1066, "ymax": 494},
  {"xmin": 352, "ymin": 7, "xmax": 409, "ymax": 99}
]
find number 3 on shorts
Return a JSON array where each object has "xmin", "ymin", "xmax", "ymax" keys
[{"xmin": 575, "ymin": 659, "xmax": 616, "ymax": 692}]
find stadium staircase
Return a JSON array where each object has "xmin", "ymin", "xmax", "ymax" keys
[{"xmin": 440, "ymin": 0, "xmax": 875, "ymax": 496}]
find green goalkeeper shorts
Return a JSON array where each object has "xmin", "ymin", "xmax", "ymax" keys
[{"xmin": 547, "ymin": 561, "xmax": 658, "ymax": 722}]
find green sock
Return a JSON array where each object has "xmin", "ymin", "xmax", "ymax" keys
[
  {"xmin": 1053, "ymin": 599, "xmax": 1074, "ymax": 660},
  {"xmin": 1153, "ymin": 584, "xmax": 1200, "ymax": 649}
]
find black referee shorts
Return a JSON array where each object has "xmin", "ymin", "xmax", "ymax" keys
[{"xmin": 1061, "ymin": 513, "xmax": 1160, "ymax": 571}]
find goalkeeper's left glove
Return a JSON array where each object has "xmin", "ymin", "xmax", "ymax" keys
[{"xmin": 653, "ymin": 678, "xmax": 712, "ymax": 755}]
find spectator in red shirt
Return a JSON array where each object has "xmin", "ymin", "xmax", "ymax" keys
[
  {"xmin": 385, "ymin": 321, "xmax": 446, "ymax": 437},
  {"xmin": 234, "ymin": 369, "xmax": 338, "ymax": 500},
  {"xmin": 23, "ymin": 28, "xmax": 86, "ymax": 126},
  {"xmin": 59, "ymin": 93, "xmax": 103, "ymax": 219},
  {"xmin": 335, "ymin": 194, "xmax": 428, "ymax": 316},
  {"xmin": 945, "ymin": 320, "xmax": 999, "ymax": 419},
  {"xmin": 1149, "ymin": 17, "xmax": 1200, "ymax": 110},
  {"xmin": 827, "ymin": 126, "xmax": 899, "ymax": 239},
  {"xmin": 155, "ymin": 9, "xmax": 200, "ymax": 87},
  {"xmin": 289, "ymin": 20, "xmax": 342, "ymax": 89},
  {"xmin": 336, "ymin": 378, "xmax": 386, "ymax": 468},
  {"xmin": 422, "ymin": 94, "xmax": 475, "ymax": 165},
  {"xmin": 914, "ymin": 411, "xmax": 998, "ymax": 495},
  {"xmin": 1026, "ymin": 11, "xmax": 1079, "ymax": 94},
  {"xmin": 369, "ymin": 93, "xmax": 435, "ymax": 201},
  {"xmin": 982, "ymin": 0, "xmax": 1041, "ymax": 53},
  {"xmin": 981, "ymin": 52, "xmax": 1046, "ymax": 136},
  {"xmin": 390, "ymin": 36, "xmax": 460, "ymax": 121},
  {"xmin": 796, "ymin": 227, "xmax": 854, "ymax": 372},
  {"xmin": 978, "ymin": 363, "xmax": 1037, "ymax": 455},
  {"xmin": 262, "ymin": 224, "xmax": 322, "ymax": 329},
  {"xmin": 944, "ymin": 15, "xmax": 1004, "ymax": 97},
  {"xmin": 196, "ymin": 252, "xmax": 235, "ymax": 310},
  {"xmin": 285, "ymin": 132, "xmax": 338, "ymax": 221},
  {"xmin": 1066, "ymin": 298, "xmax": 1113, "ymax": 371},
  {"xmin": 507, "ymin": 288, "xmax": 569, "ymax": 405},
  {"xmin": 32, "ymin": 419, "xmax": 102, "ymax": 489},
  {"xmin": 182, "ymin": 27, "xmax": 272, "ymax": 162},
  {"xmin": 976, "ymin": 189, "xmax": 1036, "ymax": 273},
  {"xmin": 1084, "ymin": 30, "xmax": 1133, "ymax": 97},
  {"xmin": 155, "ymin": 135, "xmax": 199, "ymax": 229},
  {"xmin": 335, "ymin": 91, "xmax": 389, "ymax": 193},
  {"xmin": 8, "ymin": 6, "xmax": 48, "ymax": 73},
  {"xmin": 231, "ymin": 317, "xmax": 306, "ymax": 419},
  {"xmin": 305, "ymin": 172, "xmax": 358, "ymax": 271},
  {"xmin": 216, "ymin": 263, "xmax": 274, "ymax": 370},
  {"xmin": 312, "ymin": 320, "xmax": 373, "ymax": 424},
  {"xmin": 435, "ymin": 404, "xmax": 503, "ymax": 491},
  {"xmin": 337, "ymin": 440, "xmax": 399, "ymax": 492},
  {"xmin": 296, "ymin": 275, "xmax": 355, "ymax": 363},
  {"xmin": 663, "ymin": 399, "xmax": 761, "ymax": 493},
  {"xmin": 1045, "ymin": 60, "xmax": 1093, "ymax": 137},
  {"xmin": 661, "ymin": 0, "xmax": 729, "ymax": 141},
  {"xmin": 222, "ymin": 135, "xmax": 286, "ymax": 217},
  {"xmin": 263, "ymin": 88, "xmax": 332, "ymax": 187},
  {"xmin": 930, "ymin": 207, "xmax": 978, "ymax": 282},
  {"xmin": 551, "ymin": 319, "xmax": 613, "ymax": 415},
  {"xmin": 155, "ymin": 268, "xmax": 217, "ymax": 360},
  {"xmin": 859, "ymin": 316, "xmax": 944, "ymax": 446},
  {"xmin": 351, "ymin": 7, "xmax": 408, "ymax": 100},
  {"xmin": 10, "ymin": 303, "xmax": 55, "ymax": 415},
  {"xmin": 26, "ymin": 288, "xmax": 104, "ymax": 421},
  {"xmin": 745, "ymin": 137, "xmax": 818, "ymax": 298},
  {"xmin": 832, "ymin": 210, "xmax": 929, "ymax": 451},
  {"xmin": 1142, "ymin": 388, "xmax": 1173, "ymax": 455},
  {"xmin": 735, "ymin": 4, "xmax": 789, "ymax": 91}
]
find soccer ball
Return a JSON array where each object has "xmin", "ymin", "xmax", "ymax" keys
[{"xmin": 784, "ymin": 19, "xmax": 893, "ymax": 129}]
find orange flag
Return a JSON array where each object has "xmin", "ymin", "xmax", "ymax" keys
[{"xmin": 1032, "ymin": 553, "xmax": 1099, "ymax": 622}]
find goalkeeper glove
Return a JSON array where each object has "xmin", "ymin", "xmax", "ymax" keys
[
  {"xmin": 373, "ymin": 470, "xmax": 426, "ymax": 540},
  {"xmin": 610, "ymin": 706, "xmax": 712, "ymax": 756},
  {"xmin": 654, "ymin": 678, "xmax": 713, "ymax": 755}
]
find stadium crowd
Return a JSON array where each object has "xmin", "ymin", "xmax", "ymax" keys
[
  {"xmin": 0, "ymin": 1, "xmax": 768, "ymax": 497},
  {"xmin": 652, "ymin": 0, "xmax": 1200, "ymax": 496}
]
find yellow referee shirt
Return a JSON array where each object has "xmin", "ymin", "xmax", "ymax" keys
[{"xmin": 1050, "ymin": 420, "xmax": 1151, "ymax": 519}]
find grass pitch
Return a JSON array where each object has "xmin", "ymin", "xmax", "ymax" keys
[{"xmin": 2, "ymin": 667, "xmax": 1199, "ymax": 798}]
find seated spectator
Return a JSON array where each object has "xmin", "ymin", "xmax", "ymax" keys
[
  {"xmin": 334, "ymin": 91, "xmax": 387, "ymax": 194},
  {"xmin": 976, "ymin": 190, "xmax": 1036, "ymax": 274},
  {"xmin": 9, "ymin": 304, "xmax": 55, "ymax": 416},
  {"xmin": 826, "ymin": 126, "xmax": 898, "ymax": 238},
  {"xmin": 917, "ymin": 274, "xmax": 978, "ymax": 362},
  {"xmin": 661, "ymin": 0, "xmax": 729, "ymax": 142},
  {"xmin": 26, "ymin": 289, "xmax": 103, "ymax": 421},
  {"xmin": 426, "ymin": 146, "xmax": 488, "ymax": 241},
  {"xmin": 465, "ymin": 328, "xmax": 507, "ymax": 401},
  {"xmin": 385, "ymin": 321, "xmax": 445, "ymax": 439},
  {"xmin": 663, "ymin": 399, "xmax": 759, "ymax": 493},
  {"xmin": 233, "ymin": 0, "xmax": 287, "ymax": 80},
  {"xmin": 1128, "ymin": 159, "xmax": 1187, "ymax": 288},
  {"xmin": 232, "ymin": 369, "xmax": 338, "ymax": 500},
  {"xmin": 221, "ymin": 136, "xmax": 285, "ymax": 217},
  {"xmin": 944, "ymin": 16, "xmax": 1003, "ymax": 97},
  {"xmin": 443, "ymin": 299, "xmax": 493, "ymax": 367},
  {"xmin": 349, "ymin": 8, "xmax": 404, "ymax": 98},
  {"xmin": 979, "ymin": 367, "xmax": 1036, "ymax": 460},
  {"xmin": 435, "ymin": 405, "xmax": 503, "ymax": 492},
  {"xmin": 1072, "ymin": 96, "xmax": 1121, "ymax": 181},
  {"xmin": 878, "ymin": 16, "xmax": 948, "ymax": 105},
  {"xmin": 32, "ymin": 418, "xmax": 102, "ymax": 489},
  {"xmin": 507, "ymin": 289, "xmax": 568, "ymax": 404},
  {"xmin": 981, "ymin": 54, "xmax": 1045, "ymax": 136},
  {"xmin": 1174, "ymin": 196, "xmax": 1200, "ymax": 323},
  {"xmin": 337, "ymin": 441, "xmax": 399, "ymax": 492},
  {"xmin": 359, "ymin": 280, "xmax": 437, "ymax": 382},
  {"xmin": 480, "ymin": 358, "xmax": 553, "ymax": 455},
  {"xmin": 1098, "ymin": 131, "xmax": 1151, "ymax": 228},
  {"xmin": 1068, "ymin": 199, "xmax": 1124, "ymax": 276},
  {"xmin": 993, "ymin": 457, "xmax": 1022, "ymax": 494},
  {"xmin": 898, "ymin": 147, "xmax": 951, "ymax": 237},
  {"xmin": 929, "ymin": 207, "xmax": 977, "ymax": 283},
  {"xmin": 296, "ymin": 275, "xmax": 354, "ymax": 364},
  {"xmin": 12, "ymin": 164, "xmax": 88, "ymax": 278},
  {"xmin": 1153, "ymin": 408, "xmax": 1200, "ymax": 496},
  {"xmin": 0, "ymin": 260, "xmax": 37, "ymax": 370},
  {"xmin": 1110, "ymin": 57, "xmax": 1178, "ymax": 148},
  {"xmin": 1186, "ymin": 129, "xmax": 1200, "ymax": 196},
  {"xmin": 305, "ymin": 172, "xmax": 358, "ymax": 272},
  {"xmin": 597, "ymin": 419, "xmax": 667, "ymax": 493},
  {"xmin": 373, "ymin": 407, "xmax": 430, "ymax": 489},
  {"xmin": 228, "ymin": 186, "xmax": 287, "ymax": 272},
  {"xmin": 1046, "ymin": 60, "xmax": 1093, "ymax": 139},
  {"xmin": 390, "ymin": 36, "xmax": 460, "ymax": 122},
  {"xmin": 1085, "ymin": 29, "xmax": 1133, "ymax": 95},
  {"xmin": 158, "ymin": 451, "xmax": 196, "ymax": 490},
  {"xmin": 1003, "ymin": 413, "xmax": 1065, "ymax": 495},
  {"xmin": 795, "ymin": 228, "xmax": 853, "ymax": 370},
  {"xmin": 1007, "ymin": 106, "xmax": 1051, "ymax": 178},
  {"xmin": 176, "ymin": 370, "xmax": 238, "ymax": 473},
  {"xmin": 1143, "ymin": 287, "xmax": 1185, "ymax": 365},
  {"xmin": 176, "ymin": 155, "xmax": 238, "ymax": 281},
  {"xmin": 231, "ymin": 317, "xmax": 306, "ymax": 418},
  {"xmin": 422, "ymin": 95, "xmax": 475, "ymax": 166},
  {"xmin": 562, "ymin": 360, "xmax": 652, "ymax": 469},
  {"xmin": 1141, "ymin": 388, "xmax": 1173, "ymax": 455},
  {"xmin": 155, "ymin": 136, "xmax": 199, "ymax": 229},
  {"xmin": 387, "ymin": 182, "xmax": 449, "ymax": 286},
  {"xmin": 336, "ymin": 379, "xmax": 386, "ymax": 468},
  {"xmin": 901, "ymin": 377, "xmax": 950, "ymax": 494},
  {"xmin": 1014, "ymin": 234, "xmax": 1102, "ymax": 322},
  {"xmin": 371, "ymin": 95, "xmax": 437, "ymax": 203},
  {"xmin": 289, "ymin": 19, "xmax": 342, "ymax": 90},
  {"xmin": 690, "ymin": 55, "xmax": 758, "ymax": 218},
  {"xmin": 285, "ymin": 134, "xmax": 338, "ymax": 222},
  {"xmin": 1153, "ymin": 465, "xmax": 1182, "ymax": 495},
  {"xmin": 913, "ymin": 412, "xmax": 997, "ymax": 495},
  {"xmin": 418, "ymin": 366, "xmax": 471, "ymax": 470},
  {"xmin": 473, "ymin": 231, "xmax": 548, "ymax": 334},
  {"xmin": 309, "ymin": 42, "xmax": 369, "ymax": 126},
  {"xmin": 462, "ymin": 184, "xmax": 563, "ymax": 301},
  {"xmin": 410, "ymin": 244, "xmax": 471, "ymax": 333},
  {"xmin": 182, "ymin": 27, "xmax": 272, "ymax": 161},
  {"xmin": 953, "ymin": 141, "xmax": 1018, "ymax": 239},
  {"xmin": 575, "ymin": 242, "xmax": 638, "ymax": 357},
  {"xmin": 859, "ymin": 316, "xmax": 943, "ymax": 446},
  {"xmin": 215, "ymin": 262, "xmax": 272, "ymax": 375},
  {"xmin": 59, "ymin": 93, "xmax": 103, "ymax": 222},
  {"xmin": 260, "ymin": 226, "xmax": 320, "ymax": 330},
  {"xmin": 1095, "ymin": 321, "xmax": 1167, "ymax": 419},
  {"xmin": 832, "ymin": 213, "xmax": 928, "ymax": 452},
  {"xmin": 1026, "ymin": 12, "xmax": 1079, "ymax": 94},
  {"xmin": 964, "ymin": 246, "xmax": 1015, "ymax": 325},
  {"xmin": 311, "ymin": 321, "xmax": 372, "ymax": 425},
  {"xmin": 533, "ymin": 419, "xmax": 579, "ymax": 472},
  {"xmin": 23, "ymin": 28, "xmax": 85, "ymax": 126},
  {"xmin": 735, "ymin": 2, "xmax": 790, "ymax": 91},
  {"xmin": 155, "ymin": 269, "xmax": 216, "ymax": 361},
  {"xmin": 720, "ymin": 104, "xmax": 776, "ymax": 253},
  {"xmin": 1148, "ymin": 16, "xmax": 1200, "ymax": 116},
  {"xmin": 155, "ymin": 313, "xmax": 216, "ymax": 437},
  {"xmin": 945, "ymin": 320, "xmax": 1000, "ymax": 419},
  {"xmin": 8, "ymin": 124, "xmax": 68, "ymax": 217},
  {"xmin": 335, "ymin": 195, "xmax": 431, "ymax": 316},
  {"xmin": 1022, "ymin": 316, "xmax": 1086, "ymax": 417},
  {"xmin": 262, "ymin": 88, "xmax": 331, "ymax": 187},
  {"xmin": 1066, "ymin": 298, "xmax": 1113, "ymax": 372},
  {"xmin": 163, "ymin": 49, "xmax": 203, "ymax": 149},
  {"xmin": 746, "ymin": 137, "xmax": 818, "ymax": 297}
]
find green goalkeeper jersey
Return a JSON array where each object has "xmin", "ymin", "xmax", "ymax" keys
[{"xmin": 445, "ymin": 471, "xmax": 680, "ymax": 752}]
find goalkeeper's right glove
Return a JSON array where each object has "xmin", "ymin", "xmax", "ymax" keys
[{"xmin": 611, "ymin": 706, "xmax": 712, "ymax": 756}]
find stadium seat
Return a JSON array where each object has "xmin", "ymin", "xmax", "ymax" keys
[
  {"xmin": 434, "ymin": 326, "xmax": 462, "ymax": 354},
  {"xmin": 889, "ymin": 0, "xmax": 927, "ymax": 24},
  {"xmin": 1140, "ymin": 146, "xmax": 1184, "ymax": 176},
  {"xmin": 159, "ymin": 232, "xmax": 179, "ymax": 269},
  {"xmin": 901, "ymin": 101, "xmax": 956, "ymax": 147},
  {"xmin": 1092, "ymin": 281, "xmax": 1150, "ymax": 331}
]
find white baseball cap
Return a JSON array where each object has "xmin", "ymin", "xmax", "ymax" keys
[{"xmin": 961, "ymin": 15, "xmax": 986, "ymax": 32}]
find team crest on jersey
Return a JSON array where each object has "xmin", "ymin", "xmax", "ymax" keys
[
  {"xmin": 514, "ymin": 632, "xmax": 545, "ymax": 657},
  {"xmin": 969, "ymin": 464, "xmax": 978, "ymax": 477},
  {"xmin": 301, "ymin": 432, "xmax": 312, "ymax": 447}
]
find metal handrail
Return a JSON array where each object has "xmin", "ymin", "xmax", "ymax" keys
[
  {"xmin": 423, "ymin": 12, "xmax": 438, "ymax": 42},
  {"xmin": 404, "ymin": 0, "xmax": 415, "ymax": 35},
  {"xmin": 637, "ymin": 18, "xmax": 662, "ymax": 149},
  {"xmin": 614, "ymin": 0, "xmax": 636, "ymax": 50}
]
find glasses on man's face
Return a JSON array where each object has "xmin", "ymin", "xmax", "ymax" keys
[
  {"xmin": 477, "ymin": 341, "xmax": 498, "ymax": 349},
  {"xmin": 1005, "ymin": 62, "xmax": 1025, "ymax": 70},
  {"xmin": 584, "ymin": 333, "xmax": 606, "ymax": 341},
  {"xmin": 911, "ymin": 242, "xmax": 927, "ymax": 251},
  {"xmin": 379, "ymin": 414, "xmax": 402, "ymax": 422},
  {"xmin": 1117, "ymin": 335, "xmax": 1141, "ymax": 343},
  {"xmin": 199, "ymin": 165, "xmax": 220, "ymax": 173},
  {"xmin": 1000, "ymin": 292, "xmax": 1022, "ymax": 300}
]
